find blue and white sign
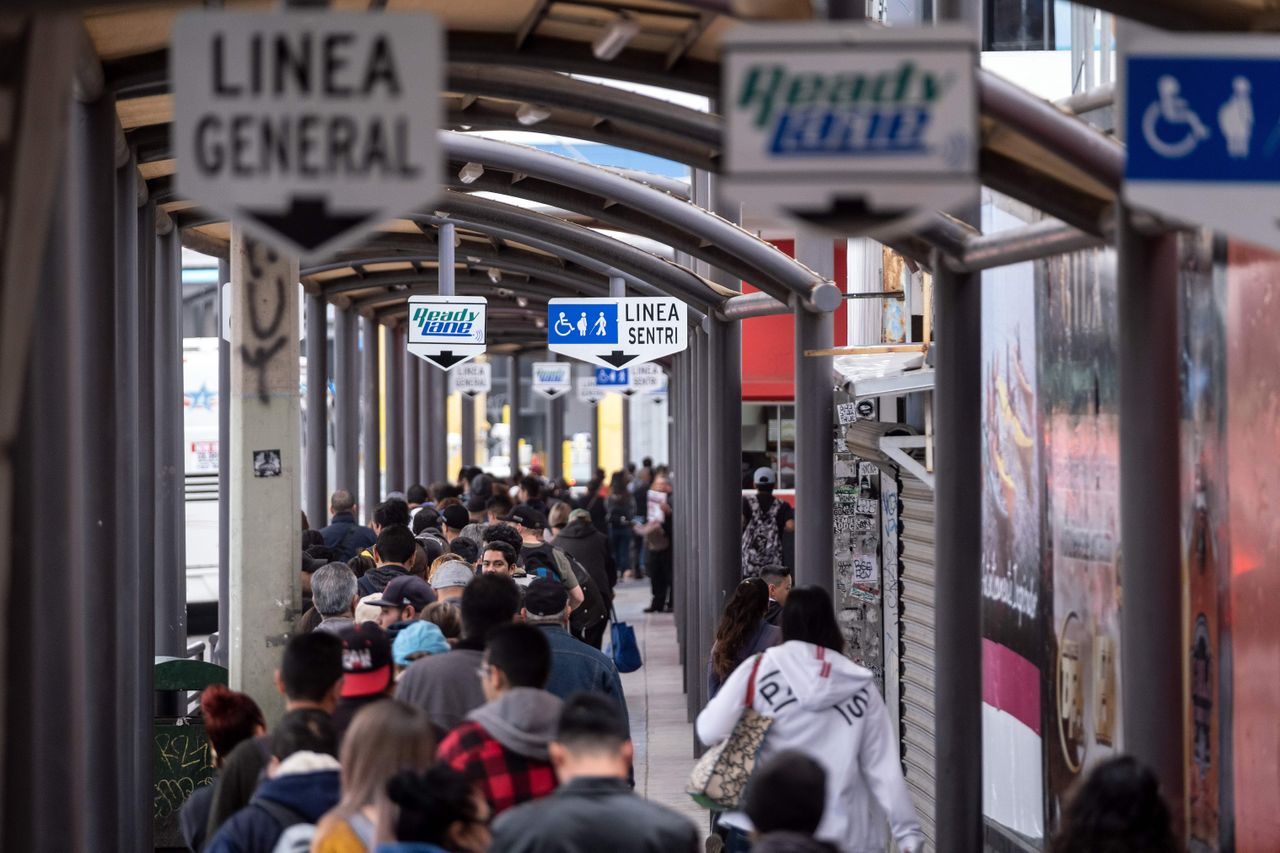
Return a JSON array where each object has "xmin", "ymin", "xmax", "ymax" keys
[
  {"xmin": 406, "ymin": 295, "xmax": 486, "ymax": 370},
  {"xmin": 547, "ymin": 297, "xmax": 687, "ymax": 370},
  {"xmin": 1122, "ymin": 25, "xmax": 1280, "ymax": 250},
  {"xmin": 720, "ymin": 24, "xmax": 977, "ymax": 238},
  {"xmin": 531, "ymin": 362, "xmax": 571, "ymax": 400},
  {"xmin": 594, "ymin": 368, "xmax": 630, "ymax": 387}
]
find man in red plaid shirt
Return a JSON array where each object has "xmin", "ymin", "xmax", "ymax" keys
[{"xmin": 436, "ymin": 623, "xmax": 564, "ymax": 815}]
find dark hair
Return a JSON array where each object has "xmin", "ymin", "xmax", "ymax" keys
[
  {"xmin": 608, "ymin": 471, "xmax": 628, "ymax": 496},
  {"xmin": 305, "ymin": 544, "xmax": 336, "ymax": 563},
  {"xmin": 280, "ymin": 631, "xmax": 344, "ymax": 702},
  {"xmin": 459, "ymin": 573, "xmax": 521, "ymax": 641},
  {"xmin": 373, "ymin": 499, "xmax": 410, "ymax": 529},
  {"xmin": 331, "ymin": 490, "xmax": 357, "ymax": 514},
  {"xmin": 386, "ymin": 765, "xmax": 484, "ymax": 845},
  {"xmin": 347, "ymin": 554, "xmax": 375, "ymax": 579},
  {"xmin": 642, "ymin": 456, "xmax": 652, "ymax": 469},
  {"xmin": 450, "ymin": 536, "xmax": 480, "ymax": 565},
  {"xmin": 712, "ymin": 578, "xmax": 771, "ymax": 680},
  {"xmin": 423, "ymin": 600, "xmax": 462, "ymax": 640},
  {"xmin": 200, "ymin": 684, "xmax": 265, "ymax": 767},
  {"xmin": 482, "ymin": 523, "xmax": 522, "ymax": 552},
  {"xmin": 758, "ymin": 564, "xmax": 792, "ymax": 586},
  {"xmin": 485, "ymin": 493, "xmax": 513, "ymax": 516},
  {"xmin": 480, "ymin": 540, "xmax": 517, "ymax": 568},
  {"xmin": 271, "ymin": 708, "xmax": 337, "ymax": 760},
  {"xmin": 301, "ymin": 529, "xmax": 325, "ymax": 550},
  {"xmin": 406, "ymin": 484, "xmax": 428, "ymax": 505},
  {"xmin": 485, "ymin": 623, "xmax": 551, "ymax": 689},
  {"xmin": 780, "ymin": 586, "xmax": 845, "ymax": 654},
  {"xmin": 376, "ymin": 525, "xmax": 417, "ymax": 565},
  {"xmin": 416, "ymin": 533, "xmax": 446, "ymax": 565},
  {"xmin": 745, "ymin": 750, "xmax": 827, "ymax": 836},
  {"xmin": 411, "ymin": 509, "xmax": 438, "ymax": 536},
  {"xmin": 519, "ymin": 475, "xmax": 542, "ymax": 499},
  {"xmin": 556, "ymin": 692, "xmax": 630, "ymax": 753},
  {"xmin": 1050, "ymin": 756, "xmax": 1179, "ymax": 853}
]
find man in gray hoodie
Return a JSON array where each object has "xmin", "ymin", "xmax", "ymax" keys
[{"xmin": 435, "ymin": 622, "xmax": 563, "ymax": 815}]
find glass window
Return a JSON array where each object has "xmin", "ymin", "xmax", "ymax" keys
[
  {"xmin": 742, "ymin": 403, "xmax": 797, "ymax": 490},
  {"xmin": 983, "ymin": 0, "xmax": 1054, "ymax": 51}
]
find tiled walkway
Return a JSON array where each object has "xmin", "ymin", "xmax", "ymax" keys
[{"xmin": 614, "ymin": 579, "xmax": 710, "ymax": 839}]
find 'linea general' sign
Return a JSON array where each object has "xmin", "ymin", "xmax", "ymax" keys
[
  {"xmin": 172, "ymin": 11, "xmax": 442, "ymax": 261},
  {"xmin": 721, "ymin": 24, "xmax": 977, "ymax": 239}
]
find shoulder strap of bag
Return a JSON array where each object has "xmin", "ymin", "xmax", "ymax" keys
[
  {"xmin": 745, "ymin": 653, "xmax": 765, "ymax": 707},
  {"xmin": 253, "ymin": 798, "xmax": 309, "ymax": 833}
]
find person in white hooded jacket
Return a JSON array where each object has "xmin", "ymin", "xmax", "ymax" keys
[{"xmin": 696, "ymin": 586, "xmax": 923, "ymax": 853}]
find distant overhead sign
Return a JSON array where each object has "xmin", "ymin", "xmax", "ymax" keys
[
  {"xmin": 172, "ymin": 10, "xmax": 442, "ymax": 260},
  {"xmin": 594, "ymin": 367, "xmax": 630, "ymax": 387},
  {"xmin": 449, "ymin": 362, "xmax": 491, "ymax": 397},
  {"xmin": 628, "ymin": 363, "xmax": 667, "ymax": 394},
  {"xmin": 546, "ymin": 297, "xmax": 687, "ymax": 369},
  {"xmin": 406, "ymin": 295, "xmax": 486, "ymax": 370},
  {"xmin": 577, "ymin": 376, "xmax": 606, "ymax": 406},
  {"xmin": 531, "ymin": 362, "xmax": 571, "ymax": 400},
  {"xmin": 720, "ymin": 24, "xmax": 977, "ymax": 239},
  {"xmin": 1122, "ymin": 24, "xmax": 1280, "ymax": 250}
]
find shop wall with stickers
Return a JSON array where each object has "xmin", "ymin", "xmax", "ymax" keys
[{"xmin": 833, "ymin": 448, "xmax": 885, "ymax": 692}]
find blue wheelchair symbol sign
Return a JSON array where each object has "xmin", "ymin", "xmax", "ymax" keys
[
  {"xmin": 595, "ymin": 368, "xmax": 629, "ymax": 386},
  {"xmin": 547, "ymin": 303, "xmax": 618, "ymax": 344}
]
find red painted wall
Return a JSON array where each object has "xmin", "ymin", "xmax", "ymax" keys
[{"xmin": 741, "ymin": 238, "xmax": 848, "ymax": 401}]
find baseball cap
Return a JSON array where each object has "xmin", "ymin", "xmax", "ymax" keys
[
  {"xmin": 430, "ymin": 560, "xmax": 475, "ymax": 591},
  {"xmin": 568, "ymin": 508, "xmax": 592, "ymax": 524},
  {"xmin": 501, "ymin": 504, "xmax": 547, "ymax": 530},
  {"xmin": 439, "ymin": 504, "xmax": 470, "ymax": 531},
  {"xmin": 367, "ymin": 575, "xmax": 436, "ymax": 611},
  {"xmin": 465, "ymin": 493, "xmax": 488, "ymax": 514},
  {"xmin": 523, "ymin": 577, "xmax": 569, "ymax": 618},
  {"xmin": 391, "ymin": 620, "xmax": 450, "ymax": 666},
  {"xmin": 337, "ymin": 622, "xmax": 393, "ymax": 697},
  {"xmin": 753, "ymin": 467, "xmax": 776, "ymax": 487}
]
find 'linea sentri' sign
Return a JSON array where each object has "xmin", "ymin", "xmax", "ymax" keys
[
  {"xmin": 721, "ymin": 24, "xmax": 977, "ymax": 239},
  {"xmin": 172, "ymin": 11, "xmax": 442, "ymax": 261}
]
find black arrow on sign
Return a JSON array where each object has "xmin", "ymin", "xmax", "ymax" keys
[
  {"xmin": 599, "ymin": 350, "xmax": 638, "ymax": 368},
  {"xmin": 622, "ymin": 388, "xmax": 637, "ymax": 397},
  {"xmin": 425, "ymin": 351, "xmax": 466, "ymax": 369},
  {"xmin": 241, "ymin": 196, "xmax": 377, "ymax": 253},
  {"xmin": 464, "ymin": 390, "xmax": 482, "ymax": 398}
]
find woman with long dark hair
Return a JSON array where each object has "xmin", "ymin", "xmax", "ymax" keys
[
  {"xmin": 707, "ymin": 577, "xmax": 781, "ymax": 699},
  {"xmin": 1050, "ymin": 756, "xmax": 1179, "ymax": 853},
  {"xmin": 605, "ymin": 470, "xmax": 636, "ymax": 578},
  {"xmin": 697, "ymin": 586, "xmax": 923, "ymax": 853}
]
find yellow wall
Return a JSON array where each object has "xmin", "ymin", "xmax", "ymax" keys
[
  {"xmin": 598, "ymin": 395, "xmax": 624, "ymax": 475},
  {"xmin": 446, "ymin": 392, "xmax": 460, "ymax": 480}
]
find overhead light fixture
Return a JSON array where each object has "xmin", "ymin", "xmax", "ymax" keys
[
  {"xmin": 516, "ymin": 103, "xmax": 552, "ymax": 126},
  {"xmin": 487, "ymin": 267, "xmax": 502, "ymax": 284},
  {"xmin": 516, "ymin": 296, "xmax": 529, "ymax": 308},
  {"xmin": 592, "ymin": 14, "xmax": 640, "ymax": 61},
  {"xmin": 458, "ymin": 162, "xmax": 485, "ymax": 184},
  {"xmin": 535, "ymin": 317, "xmax": 546, "ymax": 329}
]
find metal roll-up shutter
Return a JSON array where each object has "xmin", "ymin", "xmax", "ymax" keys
[{"xmin": 899, "ymin": 475, "xmax": 937, "ymax": 850}]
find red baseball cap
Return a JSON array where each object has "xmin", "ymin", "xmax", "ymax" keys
[{"xmin": 337, "ymin": 622, "xmax": 393, "ymax": 698}]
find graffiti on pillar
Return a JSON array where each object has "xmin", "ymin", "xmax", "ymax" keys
[{"xmin": 239, "ymin": 236, "xmax": 287, "ymax": 404}]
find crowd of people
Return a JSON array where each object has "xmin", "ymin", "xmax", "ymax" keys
[{"xmin": 187, "ymin": 461, "xmax": 1181, "ymax": 853}]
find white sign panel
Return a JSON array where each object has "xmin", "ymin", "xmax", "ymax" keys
[
  {"xmin": 1122, "ymin": 24, "xmax": 1280, "ymax": 250},
  {"xmin": 449, "ymin": 362, "xmax": 491, "ymax": 397},
  {"xmin": 406, "ymin": 295, "xmax": 486, "ymax": 370},
  {"xmin": 546, "ymin": 297, "xmax": 687, "ymax": 369},
  {"xmin": 531, "ymin": 362, "xmax": 571, "ymax": 400},
  {"xmin": 576, "ymin": 376, "xmax": 606, "ymax": 406},
  {"xmin": 628, "ymin": 363, "xmax": 667, "ymax": 394},
  {"xmin": 721, "ymin": 24, "xmax": 977, "ymax": 238},
  {"xmin": 172, "ymin": 11, "xmax": 442, "ymax": 260}
]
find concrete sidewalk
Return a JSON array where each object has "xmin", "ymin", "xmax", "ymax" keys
[{"xmin": 613, "ymin": 579, "xmax": 710, "ymax": 838}]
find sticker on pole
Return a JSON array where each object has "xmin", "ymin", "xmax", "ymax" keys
[
  {"xmin": 1121, "ymin": 23, "xmax": 1280, "ymax": 251},
  {"xmin": 577, "ymin": 376, "xmax": 606, "ymax": 406},
  {"xmin": 406, "ymin": 295, "xmax": 486, "ymax": 370},
  {"xmin": 720, "ymin": 24, "xmax": 977, "ymax": 239},
  {"xmin": 449, "ymin": 362, "xmax": 491, "ymax": 398},
  {"xmin": 546, "ymin": 297, "xmax": 687, "ymax": 369},
  {"xmin": 171, "ymin": 10, "xmax": 443, "ymax": 261},
  {"xmin": 532, "ymin": 362, "xmax": 571, "ymax": 400}
]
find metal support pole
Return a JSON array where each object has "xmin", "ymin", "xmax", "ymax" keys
[
  {"xmin": 609, "ymin": 275, "xmax": 631, "ymax": 468},
  {"xmin": 361, "ymin": 318, "xmax": 381, "ymax": 517},
  {"xmin": 155, "ymin": 224, "xmax": 186, "ymax": 657},
  {"xmin": 405, "ymin": 350, "xmax": 420, "ymax": 486},
  {"xmin": 792, "ymin": 234, "xmax": 835, "ymax": 593},
  {"xmin": 305, "ymin": 292, "xmax": 328, "ymax": 527},
  {"xmin": 694, "ymin": 329, "xmax": 713, "ymax": 715},
  {"xmin": 426, "ymin": 357, "xmax": 448, "ymax": 482},
  {"xmin": 417, "ymin": 355, "xmax": 430, "ymax": 484},
  {"xmin": 385, "ymin": 325, "xmax": 405, "ymax": 493},
  {"xmin": 334, "ymin": 306, "xmax": 359, "ymax": 494},
  {"xmin": 460, "ymin": 382, "xmax": 477, "ymax": 468},
  {"xmin": 932, "ymin": 253, "xmax": 984, "ymax": 853},
  {"xmin": 509, "ymin": 353, "xmax": 522, "ymax": 475},
  {"xmin": 215, "ymin": 257, "xmax": 229, "ymax": 665},
  {"xmin": 227, "ymin": 226, "xmax": 301, "ymax": 720},
  {"xmin": 1117, "ymin": 215, "xmax": 1184, "ymax": 825},
  {"xmin": 544, "ymin": 353, "xmax": 562, "ymax": 482}
]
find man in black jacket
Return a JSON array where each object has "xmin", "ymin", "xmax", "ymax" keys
[
  {"xmin": 358, "ymin": 525, "xmax": 418, "ymax": 597},
  {"xmin": 319, "ymin": 490, "xmax": 376, "ymax": 561},
  {"xmin": 490, "ymin": 693, "xmax": 698, "ymax": 853}
]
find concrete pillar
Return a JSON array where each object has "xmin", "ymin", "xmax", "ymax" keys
[
  {"xmin": 361, "ymin": 317, "xmax": 381, "ymax": 518},
  {"xmin": 228, "ymin": 226, "xmax": 301, "ymax": 719},
  {"xmin": 405, "ymin": 350, "xmax": 420, "ymax": 486},
  {"xmin": 792, "ymin": 233, "xmax": 835, "ymax": 593},
  {"xmin": 334, "ymin": 306, "xmax": 359, "ymax": 494},
  {"xmin": 305, "ymin": 292, "xmax": 328, "ymax": 526},
  {"xmin": 385, "ymin": 325, "xmax": 405, "ymax": 494}
]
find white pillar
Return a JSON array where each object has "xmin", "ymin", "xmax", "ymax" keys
[{"xmin": 228, "ymin": 225, "xmax": 301, "ymax": 720}]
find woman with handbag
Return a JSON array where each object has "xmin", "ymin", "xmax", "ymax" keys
[{"xmin": 695, "ymin": 587, "xmax": 923, "ymax": 853}]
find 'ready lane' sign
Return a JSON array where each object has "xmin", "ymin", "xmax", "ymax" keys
[
  {"xmin": 531, "ymin": 362, "xmax": 572, "ymax": 400},
  {"xmin": 546, "ymin": 297, "xmax": 687, "ymax": 369},
  {"xmin": 406, "ymin": 295, "xmax": 486, "ymax": 370},
  {"xmin": 172, "ymin": 11, "xmax": 442, "ymax": 261}
]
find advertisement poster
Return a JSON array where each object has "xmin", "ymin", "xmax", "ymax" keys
[
  {"xmin": 980, "ymin": 251, "xmax": 1045, "ymax": 840},
  {"xmin": 1036, "ymin": 248, "xmax": 1124, "ymax": 825}
]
